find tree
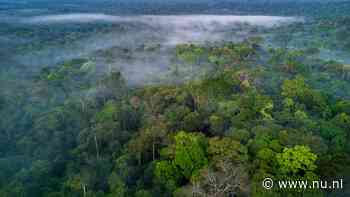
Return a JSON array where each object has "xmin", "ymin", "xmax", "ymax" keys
[
  {"xmin": 108, "ymin": 172, "xmax": 127, "ymax": 197},
  {"xmin": 154, "ymin": 161, "xmax": 181, "ymax": 190},
  {"xmin": 275, "ymin": 145, "xmax": 318, "ymax": 178},
  {"xmin": 165, "ymin": 105, "xmax": 191, "ymax": 131},
  {"xmin": 192, "ymin": 137, "xmax": 250, "ymax": 197},
  {"xmin": 332, "ymin": 112, "xmax": 350, "ymax": 131},
  {"xmin": 193, "ymin": 163, "xmax": 248, "ymax": 197},
  {"xmin": 155, "ymin": 131, "xmax": 208, "ymax": 190},
  {"xmin": 128, "ymin": 118, "xmax": 168, "ymax": 164},
  {"xmin": 97, "ymin": 71, "xmax": 127, "ymax": 101},
  {"xmin": 209, "ymin": 115, "xmax": 226, "ymax": 135},
  {"xmin": 320, "ymin": 121, "xmax": 346, "ymax": 152},
  {"xmin": 281, "ymin": 76, "xmax": 330, "ymax": 116},
  {"xmin": 183, "ymin": 112, "xmax": 202, "ymax": 132},
  {"xmin": 208, "ymin": 137, "xmax": 248, "ymax": 164},
  {"xmin": 228, "ymin": 128, "xmax": 250, "ymax": 144},
  {"xmin": 135, "ymin": 189, "xmax": 153, "ymax": 197},
  {"xmin": 334, "ymin": 100, "xmax": 350, "ymax": 115},
  {"xmin": 232, "ymin": 91, "xmax": 273, "ymax": 127},
  {"xmin": 173, "ymin": 131, "xmax": 208, "ymax": 179},
  {"xmin": 281, "ymin": 75, "xmax": 310, "ymax": 100}
]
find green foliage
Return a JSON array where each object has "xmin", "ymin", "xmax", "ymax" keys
[
  {"xmin": 275, "ymin": 145, "xmax": 318, "ymax": 177},
  {"xmin": 173, "ymin": 131, "xmax": 208, "ymax": 179},
  {"xmin": 108, "ymin": 172, "xmax": 127, "ymax": 197},
  {"xmin": 95, "ymin": 101, "xmax": 119, "ymax": 124},
  {"xmin": 332, "ymin": 112, "xmax": 350, "ymax": 131},
  {"xmin": 282, "ymin": 75, "xmax": 330, "ymax": 116},
  {"xmin": 135, "ymin": 190, "xmax": 153, "ymax": 197},
  {"xmin": 232, "ymin": 91, "xmax": 274, "ymax": 126},
  {"xmin": 320, "ymin": 121, "xmax": 347, "ymax": 152},
  {"xmin": 183, "ymin": 111, "xmax": 202, "ymax": 132},
  {"xmin": 334, "ymin": 100, "xmax": 350, "ymax": 114},
  {"xmin": 208, "ymin": 137, "xmax": 248, "ymax": 164},
  {"xmin": 155, "ymin": 161, "xmax": 181, "ymax": 189},
  {"xmin": 3, "ymin": 31, "xmax": 350, "ymax": 197},
  {"xmin": 175, "ymin": 44, "xmax": 206, "ymax": 65},
  {"xmin": 281, "ymin": 75, "xmax": 310, "ymax": 99},
  {"xmin": 229, "ymin": 128, "xmax": 250, "ymax": 144},
  {"xmin": 209, "ymin": 115, "xmax": 226, "ymax": 135}
]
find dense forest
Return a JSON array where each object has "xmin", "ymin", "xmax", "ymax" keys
[{"xmin": 1, "ymin": 1, "xmax": 350, "ymax": 197}]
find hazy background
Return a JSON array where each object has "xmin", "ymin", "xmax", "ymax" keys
[
  {"xmin": 0, "ymin": 0, "xmax": 349, "ymax": 85},
  {"xmin": 0, "ymin": 0, "xmax": 304, "ymax": 85}
]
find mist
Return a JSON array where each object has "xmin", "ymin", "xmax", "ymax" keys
[{"xmin": 3, "ymin": 13, "xmax": 301, "ymax": 85}]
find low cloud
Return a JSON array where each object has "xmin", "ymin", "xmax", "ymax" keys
[
  {"xmin": 22, "ymin": 14, "xmax": 301, "ymax": 46},
  {"xmin": 24, "ymin": 13, "xmax": 299, "ymax": 27},
  {"xmin": 14, "ymin": 14, "xmax": 302, "ymax": 85}
]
